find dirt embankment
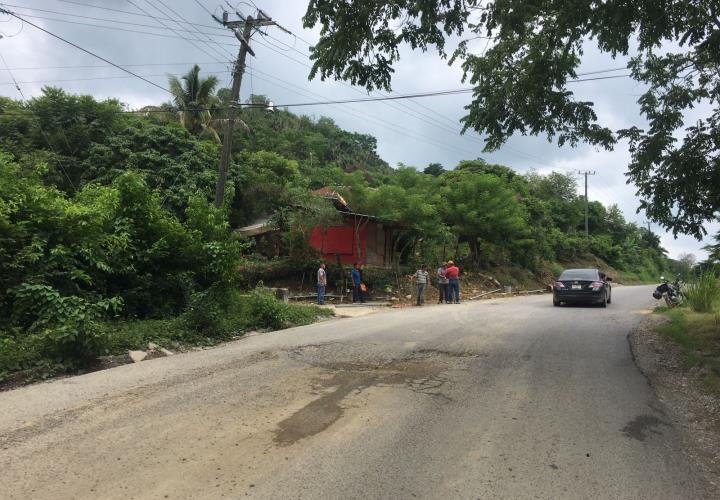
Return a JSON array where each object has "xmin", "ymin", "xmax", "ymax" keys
[{"xmin": 629, "ymin": 316, "xmax": 720, "ymax": 495}]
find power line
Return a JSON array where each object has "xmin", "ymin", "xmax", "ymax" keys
[
  {"xmin": 2, "ymin": 7, "xmax": 623, "ymax": 168},
  {"xmin": 248, "ymin": 27, "xmax": 626, "ymax": 168},
  {"xmin": 125, "ymin": 0, "xmax": 228, "ymax": 63},
  {"xmin": 7, "ymin": 7, "xmax": 632, "ymax": 88},
  {"xmin": 0, "ymin": 8, "xmax": 172, "ymax": 94},
  {"xmin": 191, "ymin": 0, "xmax": 214, "ymax": 17},
  {"xmin": 0, "ymin": 70, "xmax": 231, "ymax": 85},
  {"xmin": 13, "ymin": 0, "xmax": 228, "ymax": 31},
  {"xmin": 0, "ymin": 61, "xmax": 229, "ymax": 71},
  {"xmin": 0, "ymin": 4, "xmax": 228, "ymax": 34},
  {"xmin": 0, "ymin": 81, "xmax": 631, "ymax": 113},
  {"xmin": 248, "ymin": 33, "xmax": 529, "ymax": 162},
  {"xmin": 146, "ymin": 0, "xmax": 236, "ymax": 61},
  {"xmin": 1, "ymin": 12, "xmax": 234, "ymax": 42},
  {"xmin": 0, "ymin": 5, "xmax": 630, "ymax": 168},
  {"xmin": 245, "ymin": 69, "xmax": 483, "ymax": 159}
]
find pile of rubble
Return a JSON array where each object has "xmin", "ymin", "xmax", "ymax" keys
[
  {"xmin": 97, "ymin": 342, "xmax": 179, "ymax": 369},
  {"xmin": 127, "ymin": 342, "xmax": 176, "ymax": 363}
]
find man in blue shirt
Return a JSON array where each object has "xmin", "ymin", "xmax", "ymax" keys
[{"xmin": 351, "ymin": 262, "xmax": 365, "ymax": 303}]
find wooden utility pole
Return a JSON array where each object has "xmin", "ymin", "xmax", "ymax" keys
[
  {"xmin": 213, "ymin": 8, "xmax": 284, "ymax": 207},
  {"xmin": 578, "ymin": 170, "xmax": 596, "ymax": 238}
]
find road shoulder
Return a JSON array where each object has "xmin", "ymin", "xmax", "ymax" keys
[{"xmin": 629, "ymin": 315, "xmax": 720, "ymax": 495}]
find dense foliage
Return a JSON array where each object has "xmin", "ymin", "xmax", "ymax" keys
[
  {"xmin": 303, "ymin": 0, "xmax": 720, "ymax": 238},
  {"xmin": 0, "ymin": 84, "xmax": 671, "ymax": 380}
]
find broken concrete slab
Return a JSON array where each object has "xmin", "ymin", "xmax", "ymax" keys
[{"xmin": 128, "ymin": 350, "xmax": 148, "ymax": 363}]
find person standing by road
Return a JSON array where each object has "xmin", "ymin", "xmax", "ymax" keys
[
  {"xmin": 437, "ymin": 263, "xmax": 449, "ymax": 303},
  {"xmin": 351, "ymin": 262, "xmax": 365, "ymax": 303},
  {"xmin": 317, "ymin": 263, "xmax": 327, "ymax": 305},
  {"xmin": 414, "ymin": 265, "xmax": 430, "ymax": 306},
  {"xmin": 445, "ymin": 260, "xmax": 461, "ymax": 304}
]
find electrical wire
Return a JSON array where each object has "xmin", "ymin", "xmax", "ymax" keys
[
  {"xmin": 254, "ymin": 28, "xmax": 630, "ymax": 167},
  {"xmin": 248, "ymin": 30, "xmax": 628, "ymax": 167},
  {"xmin": 244, "ymin": 69, "xmax": 483, "ymax": 159},
  {"xmin": 125, "ymin": 0, "xmax": 228, "ymax": 64},
  {"xmin": 146, "ymin": 0, "xmax": 236, "ymax": 61},
  {"xmin": 191, "ymin": 0, "xmax": 214, "ymax": 17},
  {"xmin": 0, "ymin": 8, "xmax": 172, "ymax": 94},
  {"xmin": 0, "ymin": 4, "xmax": 228, "ymax": 34},
  {"xmin": 8, "ymin": 12, "xmax": 232, "ymax": 44},
  {"xmin": 0, "ymin": 70, "xmax": 231, "ymax": 85},
  {"xmin": 23, "ymin": 0, "xmax": 228, "ymax": 31},
  {"xmin": 0, "ymin": 47, "xmax": 76, "ymax": 189},
  {"xmin": 0, "ymin": 5, "xmax": 631, "ymax": 169},
  {"xmin": 0, "ymin": 61, "xmax": 228, "ymax": 71}
]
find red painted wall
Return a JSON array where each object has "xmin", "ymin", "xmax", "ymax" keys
[{"xmin": 309, "ymin": 222, "xmax": 368, "ymax": 264}]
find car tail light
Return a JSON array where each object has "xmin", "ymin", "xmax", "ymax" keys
[
  {"xmin": 590, "ymin": 281, "xmax": 603, "ymax": 289},
  {"xmin": 554, "ymin": 281, "xmax": 565, "ymax": 289}
]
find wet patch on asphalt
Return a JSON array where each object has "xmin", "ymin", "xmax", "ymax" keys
[
  {"xmin": 621, "ymin": 414, "xmax": 670, "ymax": 441},
  {"xmin": 274, "ymin": 348, "xmax": 478, "ymax": 446}
]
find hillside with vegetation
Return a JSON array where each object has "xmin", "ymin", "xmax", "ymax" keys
[{"xmin": 0, "ymin": 68, "xmax": 674, "ymax": 383}]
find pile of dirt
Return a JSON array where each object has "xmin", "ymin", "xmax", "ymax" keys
[{"xmin": 629, "ymin": 316, "xmax": 720, "ymax": 495}]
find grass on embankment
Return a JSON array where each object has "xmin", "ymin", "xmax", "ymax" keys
[
  {"xmin": 656, "ymin": 306, "xmax": 720, "ymax": 393},
  {"xmin": 105, "ymin": 289, "xmax": 334, "ymax": 352},
  {"xmin": 1, "ymin": 288, "xmax": 333, "ymax": 388}
]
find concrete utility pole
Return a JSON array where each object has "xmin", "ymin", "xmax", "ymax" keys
[
  {"xmin": 578, "ymin": 170, "xmax": 596, "ymax": 238},
  {"xmin": 212, "ymin": 7, "xmax": 287, "ymax": 207}
]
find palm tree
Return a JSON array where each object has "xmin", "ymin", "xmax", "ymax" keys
[{"xmin": 168, "ymin": 65, "xmax": 220, "ymax": 142}]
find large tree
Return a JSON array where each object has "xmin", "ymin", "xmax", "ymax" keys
[{"xmin": 303, "ymin": 0, "xmax": 720, "ymax": 238}]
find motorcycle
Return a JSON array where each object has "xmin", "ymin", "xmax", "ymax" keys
[{"xmin": 652, "ymin": 275, "xmax": 683, "ymax": 307}]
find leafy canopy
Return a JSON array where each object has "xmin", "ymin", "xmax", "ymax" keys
[{"xmin": 304, "ymin": 0, "xmax": 720, "ymax": 238}]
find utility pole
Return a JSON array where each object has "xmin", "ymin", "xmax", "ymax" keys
[
  {"xmin": 212, "ymin": 7, "xmax": 287, "ymax": 207},
  {"xmin": 578, "ymin": 170, "xmax": 596, "ymax": 238}
]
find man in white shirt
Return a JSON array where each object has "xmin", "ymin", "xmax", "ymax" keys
[
  {"xmin": 414, "ymin": 264, "xmax": 429, "ymax": 306},
  {"xmin": 317, "ymin": 263, "xmax": 327, "ymax": 305}
]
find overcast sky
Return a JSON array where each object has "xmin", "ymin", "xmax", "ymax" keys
[{"xmin": 1, "ymin": 0, "xmax": 717, "ymax": 261}]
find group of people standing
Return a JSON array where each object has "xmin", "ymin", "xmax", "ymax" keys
[
  {"xmin": 316, "ymin": 262, "xmax": 367, "ymax": 305},
  {"xmin": 413, "ymin": 261, "xmax": 461, "ymax": 306},
  {"xmin": 316, "ymin": 261, "xmax": 460, "ymax": 306}
]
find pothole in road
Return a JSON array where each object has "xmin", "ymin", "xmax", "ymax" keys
[
  {"xmin": 621, "ymin": 414, "xmax": 670, "ymax": 441},
  {"xmin": 273, "ymin": 348, "xmax": 478, "ymax": 446}
]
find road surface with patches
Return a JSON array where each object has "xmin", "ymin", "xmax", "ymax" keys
[{"xmin": 0, "ymin": 286, "xmax": 711, "ymax": 499}]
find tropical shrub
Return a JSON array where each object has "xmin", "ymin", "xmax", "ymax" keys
[{"xmin": 684, "ymin": 273, "xmax": 720, "ymax": 313}]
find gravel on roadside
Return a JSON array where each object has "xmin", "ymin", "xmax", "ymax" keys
[{"xmin": 629, "ymin": 315, "xmax": 720, "ymax": 496}]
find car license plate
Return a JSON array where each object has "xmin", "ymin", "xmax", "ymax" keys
[{"xmin": 572, "ymin": 284, "xmax": 582, "ymax": 290}]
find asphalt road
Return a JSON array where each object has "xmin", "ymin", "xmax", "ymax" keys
[{"xmin": 0, "ymin": 286, "xmax": 711, "ymax": 499}]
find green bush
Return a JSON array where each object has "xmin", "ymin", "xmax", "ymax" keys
[
  {"xmin": 13, "ymin": 284, "xmax": 123, "ymax": 365},
  {"xmin": 684, "ymin": 272, "xmax": 720, "ymax": 313},
  {"xmin": 244, "ymin": 288, "xmax": 291, "ymax": 330},
  {"xmin": 183, "ymin": 283, "xmax": 240, "ymax": 337},
  {"xmin": 183, "ymin": 285, "xmax": 333, "ymax": 338}
]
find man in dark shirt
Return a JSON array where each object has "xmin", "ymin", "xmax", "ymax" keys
[{"xmin": 351, "ymin": 262, "xmax": 365, "ymax": 303}]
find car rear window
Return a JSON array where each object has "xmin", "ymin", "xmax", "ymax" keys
[{"xmin": 559, "ymin": 269, "xmax": 599, "ymax": 281}]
